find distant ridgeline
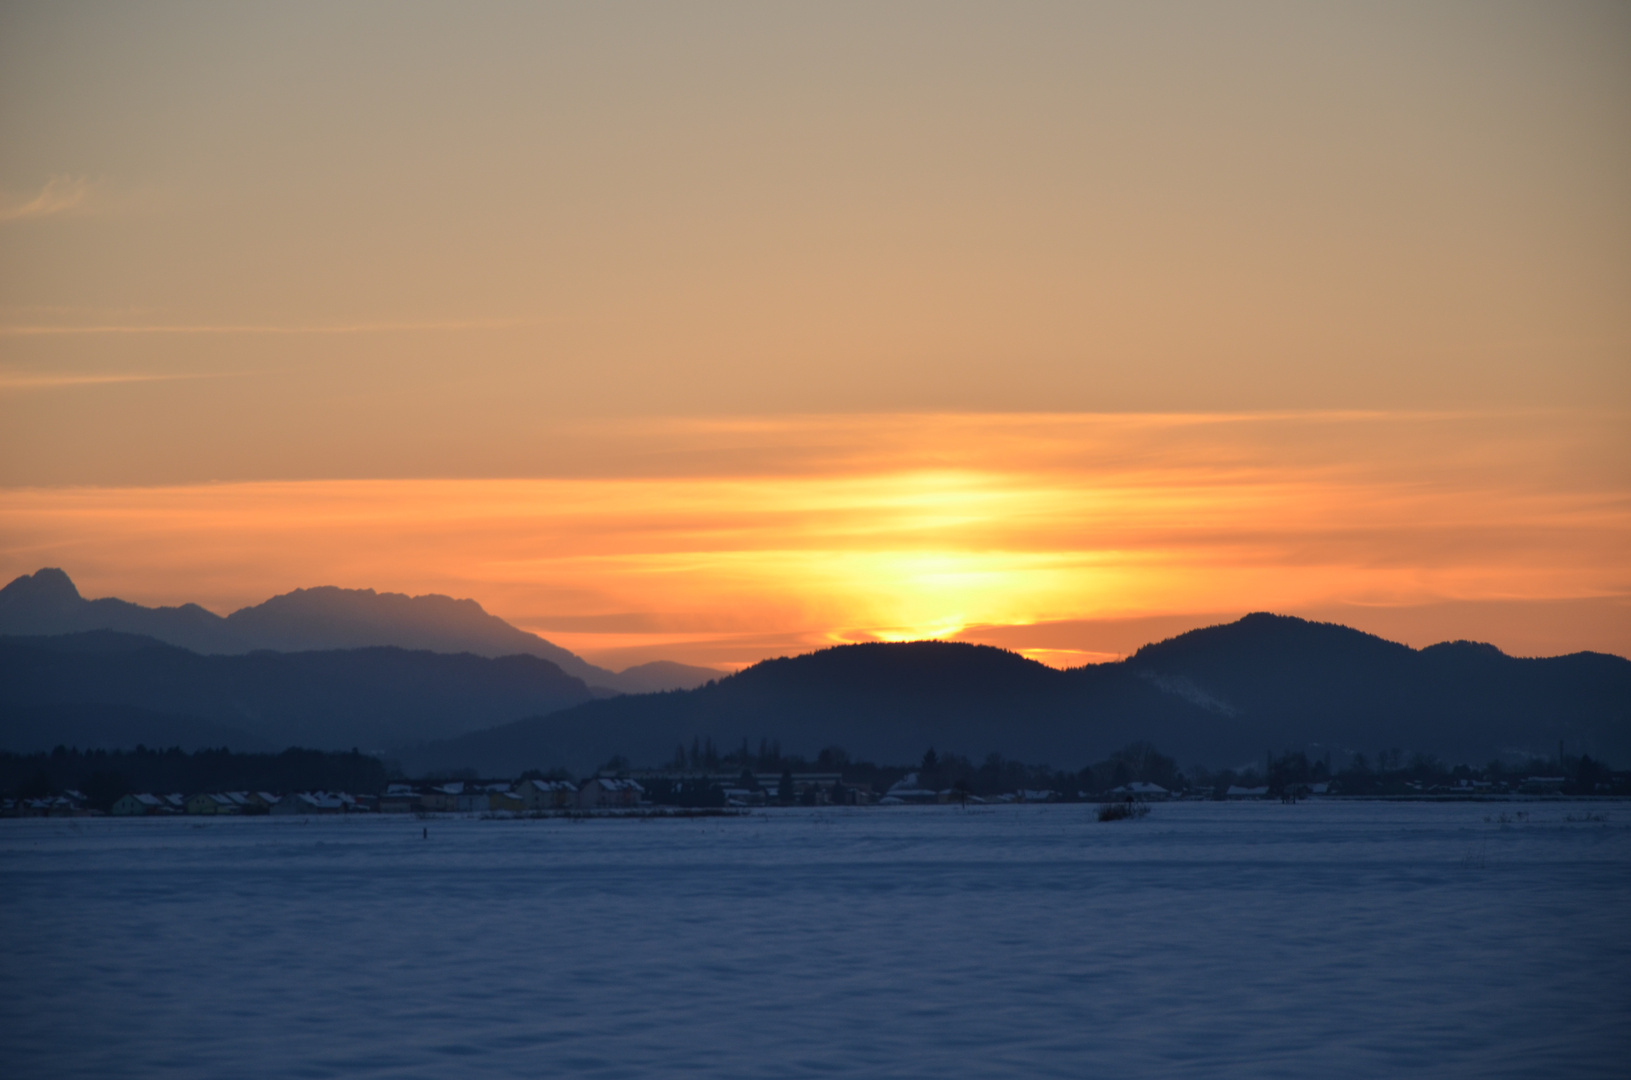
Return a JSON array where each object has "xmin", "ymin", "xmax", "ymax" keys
[
  {"xmin": 2, "ymin": 597, "xmax": 1628, "ymax": 776},
  {"xmin": 0, "ymin": 568, "xmax": 721, "ymax": 695}
]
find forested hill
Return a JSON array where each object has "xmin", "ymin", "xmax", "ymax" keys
[
  {"xmin": 407, "ymin": 616, "xmax": 1631, "ymax": 775},
  {"xmin": 1125, "ymin": 613, "xmax": 1631, "ymax": 762}
]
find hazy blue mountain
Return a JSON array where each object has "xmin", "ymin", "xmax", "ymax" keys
[
  {"xmin": 0, "ymin": 569, "xmax": 722, "ymax": 693},
  {"xmin": 406, "ymin": 616, "xmax": 1631, "ymax": 775},
  {"xmin": 612, "ymin": 660, "xmax": 727, "ymax": 695},
  {"xmin": 0, "ymin": 568, "xmax": 234, "ymax": 655},
  {"xmin": 0, "ymin": 631, "xmax": 598, "ymax": 752}
]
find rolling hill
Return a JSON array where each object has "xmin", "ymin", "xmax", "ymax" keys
[
  {"xmin": 6, "ymin": 613, "xmax": 1625, "ymax": 775},
  {"xmin": 403, "ymin": 615, "xmax": 1631, "ymax": 775}
]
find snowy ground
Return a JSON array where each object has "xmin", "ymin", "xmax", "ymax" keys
[{"xmin": 2, "ymin": 802, "xmax": 1627, "ymax": 1079}]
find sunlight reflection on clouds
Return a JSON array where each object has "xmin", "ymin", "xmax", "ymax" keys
[{"xmin": 0, "ymin": 411, "xmax": 1624, "ymax": 668}]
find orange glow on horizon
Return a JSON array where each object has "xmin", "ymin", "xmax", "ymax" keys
[{"xmin": 0, "ymin": 412, "xmax": 1625, "ymax": 669}]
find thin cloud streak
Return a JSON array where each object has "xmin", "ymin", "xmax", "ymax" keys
[
  {"xmin": 0, "ymin": 175, "xmax": 94, "ymax": 223},
  {"xmin": 0, "ymin": 371, "xmax": 247, "ymax": 391},
  {"xmin": 0, "ymin": 319, "xmax": 532, "ymax": 336}
]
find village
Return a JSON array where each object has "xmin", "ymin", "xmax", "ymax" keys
[
  {"xmin": 0, "ymin": 768, "xmax": 1197, "ymax": 818},
  {"xmin": 2, "ymin": 743, "xmax": 1617, "ymax": 818}
]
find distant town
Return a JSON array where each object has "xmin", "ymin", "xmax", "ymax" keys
[{"xmin": 2, "ymin": 740, "xmax": 1626, "ymax": 818}]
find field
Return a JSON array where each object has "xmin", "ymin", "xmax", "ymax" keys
[{"xmin": 2, "ymin": 801, "xmax": 1627, "ymax": 1078}]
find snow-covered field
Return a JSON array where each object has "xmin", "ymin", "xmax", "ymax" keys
[{"xmin": 2, "ymin": 802, "xmax": 1627, "ymax": 1079}]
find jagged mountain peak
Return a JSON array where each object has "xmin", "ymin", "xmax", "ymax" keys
[
  {"xmin": 0, "ymin": 568, "xmax": 721, "ymax": 693},
  {"xmin": 0, "ymin": 567, "xmax": 82, "ymax": 608}
]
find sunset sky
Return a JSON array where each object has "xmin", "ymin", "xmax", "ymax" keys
[{"xmin": 2, "ymin": 2, "xmax": 1627, "ymax": 668}]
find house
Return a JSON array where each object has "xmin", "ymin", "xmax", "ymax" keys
[
  {"xmin": 379, "ymin": 784, "xmax": 421, "ymax": 813},
  {"xmin": 26, "ymin": 793, "xmax": 92, "ymax": 816},
  {"xmin": 514, "ymin": 778, "xmax": 578, "ymax": 810},
  {"xmin": 269, "ymin": 791, "xmax": 348, "ymax": 815},
  {"xmin": 269, "ymin": 793, "xmax": 311, "ymax": 815},
  {"xmin": 246, "ymin": 791, "xmax": 281, "ymax": 811},
  {"xmin": 185, "ymin": 792, "xmax": 244, "ymax": 815},
  {"xmin": 111, "ymin": 793, "xmax": 164, "ymax": 816},
  {"xmin": 881, "ymin": 773, "xmax": 938, "ymax": 803},
  {"xmin": 1225, "ymin": 785, "xmax": 1270, "ymax": 798},
  {"xmin": 488, "ymin": 788, "xmax": 527, "ymax": 812},
  {"xmin": 419, "ymin": 782, "xmax": 471, "ymax": 812},
  {"xmin": 577, "ymin": 777, "xmax": 644, "ymax": 809}
]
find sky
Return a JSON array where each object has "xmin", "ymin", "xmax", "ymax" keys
[{"xmin": 1, "ymin": 1, "xmax": 1627, "ymax": 668}]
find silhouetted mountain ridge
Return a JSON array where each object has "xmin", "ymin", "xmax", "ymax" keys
[
  {"xmin": 0, "ymin": 569, "xmax": 721, "ymax": 693},
  {"xmin": 408, "ymin": 615, "xmax": 1630, "ymax": 775},
  {"xmin": 4, "ymin": 611, "xmax": 1624, "ymax": 774}
]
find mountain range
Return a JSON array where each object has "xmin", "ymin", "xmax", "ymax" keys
[
  {"xmin": 2, "ymin": 568, "xmax": 1626, "ymax": 775},
  {"xmin": 406, "ymin": 615, "xmax": 1631, "ymax": 775},
  {"xmin": 0, "ymin": 569, "xmax": 719, "ymax": 694}
]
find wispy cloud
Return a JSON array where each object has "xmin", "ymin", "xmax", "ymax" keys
[
  {"xmin": 0, "ymin": 319, "xmax": 530, "ymax": 336},
  {"xmin": 0, "ymin": 371, "xmax": 245, "ymax": 391},
  {"xmin": 0, "ymin": 175, "xmax": 96, "ymax": 223}
]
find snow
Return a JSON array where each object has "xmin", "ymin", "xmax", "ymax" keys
[{"xmin": 1, "ymin": 802, "xmax": 1627, "ymax": 1078}]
